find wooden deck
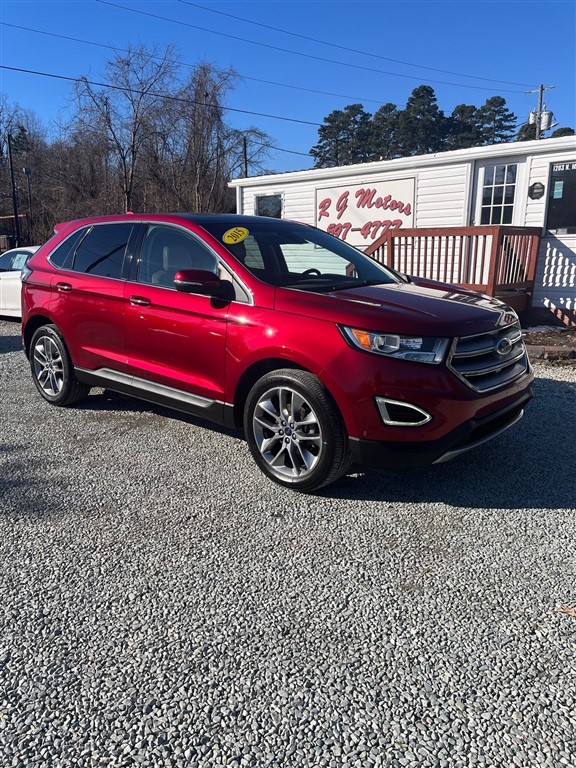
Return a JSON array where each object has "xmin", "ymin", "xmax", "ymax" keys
[{"xmin": 364, "ymin": 225, "xmax": 542, "ymax": 313}]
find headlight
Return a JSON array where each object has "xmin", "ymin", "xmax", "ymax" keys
[{"xmin": 341, "ymin": 326, "xmax": 449, "ymax": 364}]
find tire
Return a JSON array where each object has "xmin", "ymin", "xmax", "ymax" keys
[
  {"xmin": 29, "ymin": 324, "xmax": 90, "ymax": 407},
  {"xmin": 243, "ymin": 369, "xmax": 352, "ymax": 492}
]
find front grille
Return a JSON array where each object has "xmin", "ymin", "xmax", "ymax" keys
[{"xmin": 448, "ymin": 323, "xmax": 529, "ymax": 393}]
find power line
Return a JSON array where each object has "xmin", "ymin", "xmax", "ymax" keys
[
  {"xmin": 0, "ymin": 21, "xmax": 133, "ymax": 56},
  {"xmin": 0, "ymin": 62, "xmax": 315, "ymax": 161},
  {"xmin": 96, "ymin": 0, "xmax": 528, "ymax": 94},
  {"xmin": 4, "ymin": 60, "xmax": 547, "ymax": 164},
  {"xmin": 0, "ymin": 64, "xmax": 322, "ymax": 128},
  {"xmin": 182, "ymin": 0, "xmax": 537, "ymax": 88},
  {"xmin": 252, "ymin": 141, "xmax": 311, "ymax": 158},
  {"xmin": 0, "ymin": 60, "xmax": 540, "ymax": 158},
  {"xmin": 0, "ymin": 21, "xmax": 402, "ymax": 107}
]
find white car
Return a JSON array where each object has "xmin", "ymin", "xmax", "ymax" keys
[{"xmin": 0, "ymin": 245, "xmax": 41, "ymax": 317}]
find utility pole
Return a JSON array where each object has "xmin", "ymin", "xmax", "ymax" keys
[
  {"xmin": 7, "ymin": 134, "xmax": 21, "ymax": 246},
  {"xmin": 23, "ymin": 167, "xmax": 33, "ymax": 243},
  {"xmin": 526, "ymin": 85, "xmax": 555, "ymax": 139},
  {"xmin": 536, "ymin": 85, "xmax": 544, "ymax": 140}
]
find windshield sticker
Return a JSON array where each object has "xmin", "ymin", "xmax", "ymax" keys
[{"xmin": 223, "ymin": 227, "xmax": 249, "ymax": 245}]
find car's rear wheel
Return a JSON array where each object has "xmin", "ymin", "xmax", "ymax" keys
[
  {"xmin": 244, "ymin": 369, "xmax": 351, "ymax": 492},
  {"xmin": 30, "ymin": 324, "xmax": 90, "ymax": 406}
]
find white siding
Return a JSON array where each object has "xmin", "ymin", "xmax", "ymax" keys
[
  {"xmin": 414, "ymin": 164, "xmax": 470, "ymax": 227},
  {"xmin": 284, "ymin": 185, "xmax": 316, "ymax": 223},
  {"xmin": 241, "ymin": 165, "xmax": 471, "ymax": 230},
  {"xmin": 241, "ymin": 182, "xmax": 316, "ymax": 224},
  {"xmin": 533, "ymin": 235, "xmax": 576, "ymax": 318}
]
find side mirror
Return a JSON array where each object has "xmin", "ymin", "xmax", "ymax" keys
[{"xmin": 174, "ymin": 269, "xmax": 234, "ymax": 300}]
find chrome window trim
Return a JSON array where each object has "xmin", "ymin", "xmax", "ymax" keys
[{"xmin": 47, "ymin": 221, "xmax": 136, "ymax": 279}]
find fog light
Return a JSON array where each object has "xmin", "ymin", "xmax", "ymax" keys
[{"xmin": 375, "ymin": 397, "xmax": 432, "ymax": 427}]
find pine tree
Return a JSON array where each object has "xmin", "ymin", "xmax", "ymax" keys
[
  {"xmin": 446, "ymin": 104, "xmax": 480, "ymax": 149},
  {"xmin": 476, "ymin": 96, "xmax": 517, "ymax": 144},
  {"xmin": 395, "ymin": 86, "xmax": 448, "ymax": 156},
  {"xmin": 516, "ymin": 123, "xmax": 537, "ymax": 141},
  {"xmin": 551, "ymin": 126, "xmax": 575, "ymax": 137},
  {"xmin": 371, "ymin": 103, "xmax": 401, "ymax": 160},
  {"xmin": 311, "ymin": 104, "xmax": 374, "ymax": 168}
]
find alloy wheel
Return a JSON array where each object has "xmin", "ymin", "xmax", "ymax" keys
[
  {"xmin": 252, "ymin": 385, "xmax": 323, "ymax": 480},
  {"xmin": 33, "ymin": 334, "xmax": 65, "ymax": 397}
]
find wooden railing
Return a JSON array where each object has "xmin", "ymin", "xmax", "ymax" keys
[{"xmin": 364, "ymin": 225, "xmax": 542, "ymax": 312}]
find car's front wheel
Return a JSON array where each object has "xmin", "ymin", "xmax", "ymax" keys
[
  {"xmin": 29, "ymin": 324, "xmax": 90, "ymax": 406},
  {"xmin": 244, "ymin": 369, "xmax": 351, "ymax": 492}
]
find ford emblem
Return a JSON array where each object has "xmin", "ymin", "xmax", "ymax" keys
[{"xmin": 495, "ymin": 337, "xmax": 513, "ymax": 356}]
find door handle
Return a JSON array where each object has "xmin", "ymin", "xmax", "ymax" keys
[
  {"xmin": 129, "ymin": 295, "xmax": 151, "ymax": 306},
  {"xmin": 56, "ymin": 282, "xmax": 72, "ymax": 292}
]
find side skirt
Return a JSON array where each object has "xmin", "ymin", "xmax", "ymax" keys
[{"xmin": 75, "ymin": 367, "xmax": 236, "ymax": 428}]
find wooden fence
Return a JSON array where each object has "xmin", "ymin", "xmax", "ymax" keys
[{"xmin": 364, "ymin": 225, "xmax": 542, "ymax": 312}]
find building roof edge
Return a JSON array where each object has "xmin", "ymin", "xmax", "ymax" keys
[{"xmin": 229, "ymin": 135, "xmax": 576, "ymax": 188}]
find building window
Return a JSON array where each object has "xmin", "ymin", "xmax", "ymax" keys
[
  {"xmin": 546, "ymin": 161, "xmax": 576, "ymax": 233},
  {"xmin": 480, "ymin": 164, "xmax": 517, "ymax": 225},
  {"xmin": 255, "ymin": 194, "xmax": 282, "ymax": 218}
]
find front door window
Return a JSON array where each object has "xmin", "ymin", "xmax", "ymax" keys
[{"xmin": 546, "ymin": 160, "xmax": 576, "ymax": 233}]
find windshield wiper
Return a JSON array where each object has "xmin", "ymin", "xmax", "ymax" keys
[
  {"xmin": 332, "ymin": 279, "xmax": 395, "ymax": 290},
  {"xmin": 284, "ymin": 277, "xmax": 395, "ymax": 293}
]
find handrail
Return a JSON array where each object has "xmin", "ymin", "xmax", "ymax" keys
[{"xmin": 365, "ymin": 225, "xmax": 542, "ymax": 312}]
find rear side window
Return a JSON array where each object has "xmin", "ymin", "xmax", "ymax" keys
[
  {"xmin": 72, "ymin": 224, "xmax": 133, "ymax": 278},
  {"xmin": 49, "ymin": 228, "xmax": 89, "ymax": 269}
]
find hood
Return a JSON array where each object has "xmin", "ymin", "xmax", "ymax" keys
[{"xmin": 274, "ymin": 280, "xmax": 513, "ymax": 336}]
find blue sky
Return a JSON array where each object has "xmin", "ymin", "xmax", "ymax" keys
[{"xmin": 1, "ymin": 0, "xmax": 575, "ymax": 174}]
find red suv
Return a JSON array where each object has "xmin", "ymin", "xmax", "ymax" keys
[{"xmin": 21, "ymin": 214, "xmax": 533, "ymax": 492}]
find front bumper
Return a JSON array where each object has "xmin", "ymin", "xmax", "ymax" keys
[{"xmin": 348, "ymin": 387, "xmax": 533, "ymax": 468}]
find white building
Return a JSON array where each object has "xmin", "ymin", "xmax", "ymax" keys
[{"xmin": 230, "ymin": 136, "xmax": 576, "ymax": 325}]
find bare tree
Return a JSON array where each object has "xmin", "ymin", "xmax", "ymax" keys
[
  {"xmin": 144, "ymin": 63, "xmax": 271, "ymax": 212},
  {"xmin": 2, "ymin": 48, "xmax": 275, "ymax": 244},
  {"xmin": 73, "ymin": 44, "xmax": 178, "ymax": 212},
  {"xmin": 0, "ymin": 97, "xmax": 47, "ymax": 244}
]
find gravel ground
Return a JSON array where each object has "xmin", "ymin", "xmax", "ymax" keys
[{"xmin": 1, "ymin": 317, "xmax": 575, "ymax": 768}]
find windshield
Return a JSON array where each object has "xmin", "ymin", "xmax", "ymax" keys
[{"xmin": 197, "ymin": 218, "xmax": 399, "ymax": 292}]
